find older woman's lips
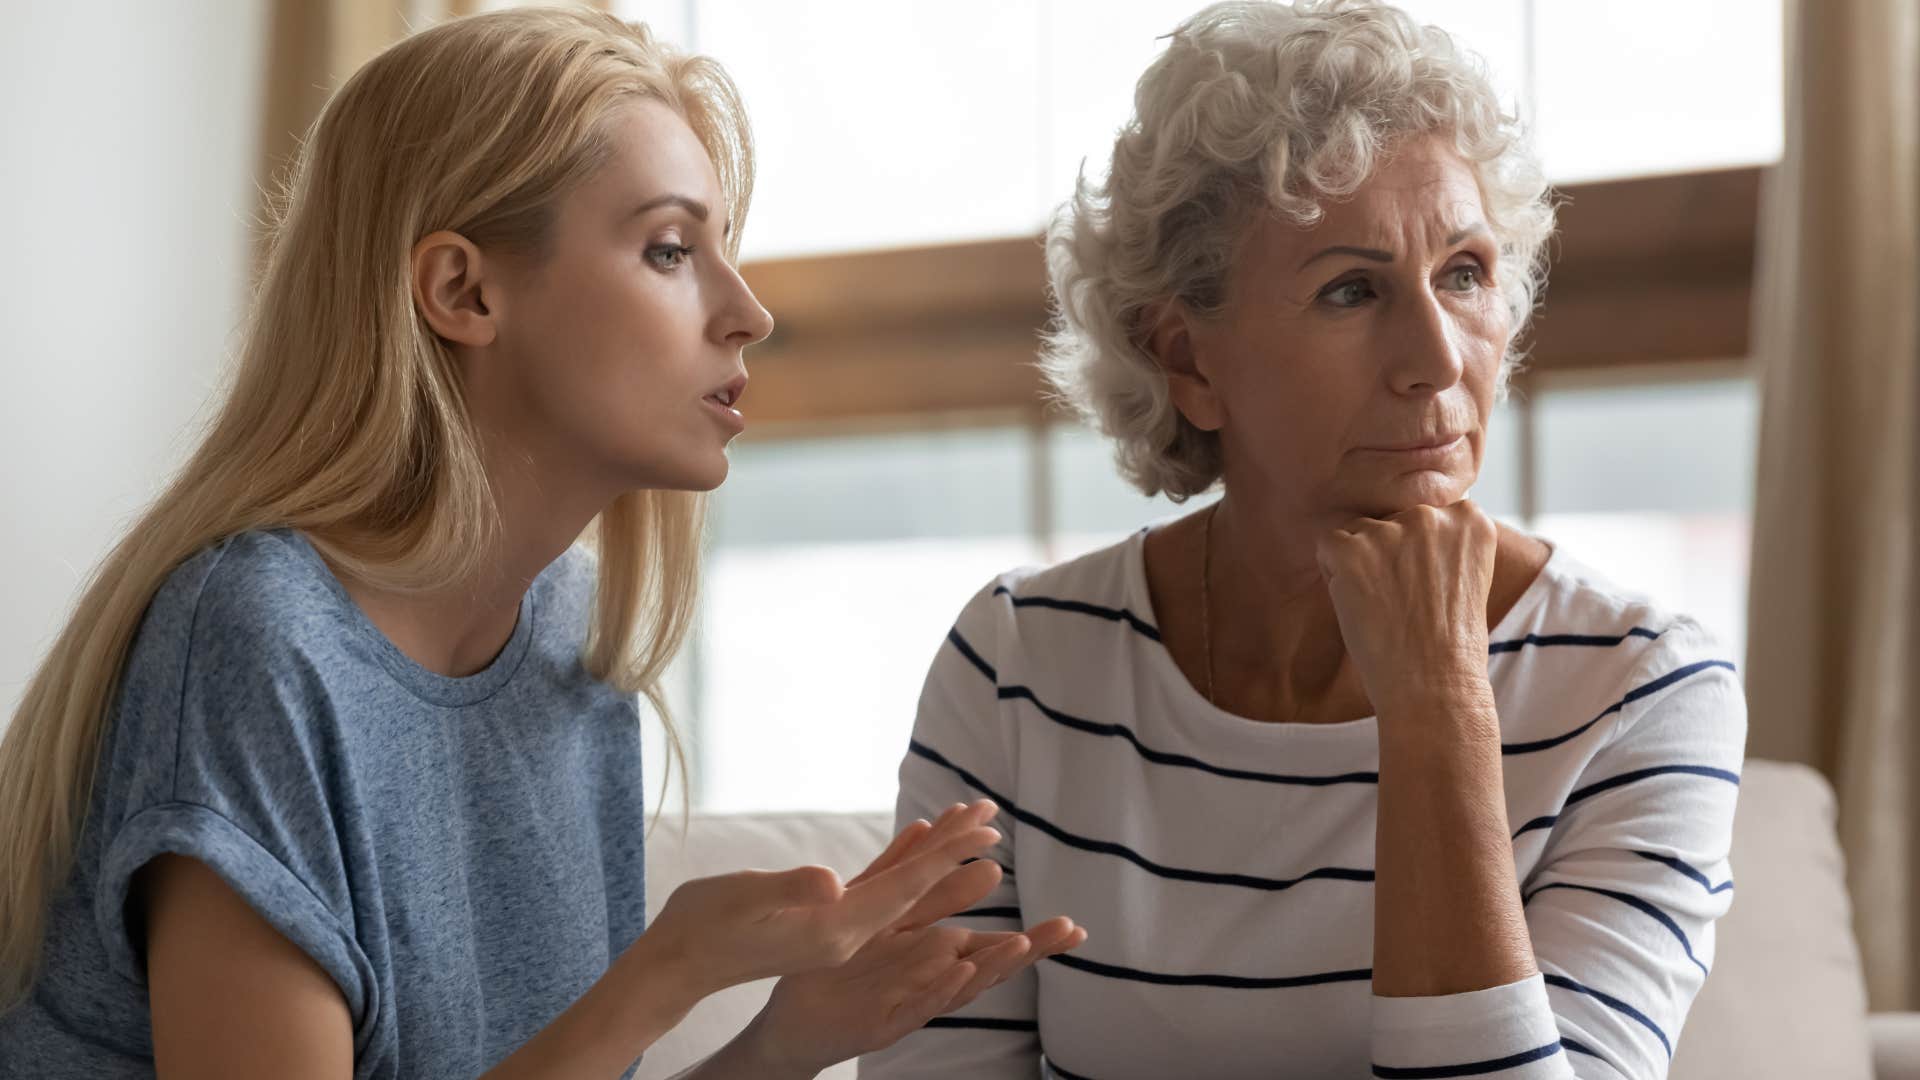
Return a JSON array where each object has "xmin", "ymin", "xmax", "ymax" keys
[{"xmin": 1361, "ymin": 435, "xmax": 1466, "ymax": 463}]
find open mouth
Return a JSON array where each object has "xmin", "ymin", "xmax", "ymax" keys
[{"xmin": 703, "ymin": 374, "xmax": 748, "ymax": 433}]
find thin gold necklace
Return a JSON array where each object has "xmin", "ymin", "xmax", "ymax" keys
[{"xmin": 1201, "ymin": 501, "xmax": 1219, "ymax": 705}]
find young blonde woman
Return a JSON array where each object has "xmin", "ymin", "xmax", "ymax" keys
[{"xmin": 0, "ymin": 10, "xmax": 1083, "ymax": 1079}]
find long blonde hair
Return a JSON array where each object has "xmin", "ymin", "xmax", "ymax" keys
[{"xmin": 0, "ymin": 8, "xmax": 752, "ymax": 1011}]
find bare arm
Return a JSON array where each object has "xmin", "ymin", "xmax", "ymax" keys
[
  {"xmin": 140, "ymin": 854, "xmax": 708, "ymax": 1080},
  {"xmin": 143, "ymin": 854, "xmax": 357, "ymax": 1079},
  {"xmin": 141, "ymin": 802, "xmax": 1043, "ymax": 1080},
  {"xmin": 1370, "ymin": 686, "xmax": 1535, "ymax": 997}
]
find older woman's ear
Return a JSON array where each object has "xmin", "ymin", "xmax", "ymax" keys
[{"xmin": 1142, "ymin": 298, "xmax": 1227, "ymax": 433}]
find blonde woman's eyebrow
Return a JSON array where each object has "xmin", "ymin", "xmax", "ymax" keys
[{"xmin": 628, "ymin": 193, "xmax": 709, "ymax": 221}]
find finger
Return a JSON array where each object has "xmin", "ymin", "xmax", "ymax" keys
[
  {"xmin": 848, "ymin": 818, "xmax": 932, "ymax": 887},
  {"xmin": 942, "ymin": 935, "xmax": 1033, "ymax": 1012},
  {"xmin": 899, "ymin": 960, "xmax": 977, "ymax": 1025},
  {"xmin": 1012, "ymin": 916, "xmax": 1081, "ymax": 955},
  {"xmin": 892, "ymin": 857, "xmax": 1002, "ymax": 931},
  {"xmin": 832, "ymin": 825, "xmax": 1001, "ymax": 936},
  {"xmin": 952, "ymin": 929, "xmax": 1024, "ymax": 958},
  {"xmin": 1315, "ymin": 530, "xmax": 1352, "ymax": 581},
  {"xmin": 884, "ymin": 800, "xmax": 994, "ymax": 877},
  {"xmin": 917, "ymin": 800, "xmax": 998, "ymax": 853},
  {"xmin": 738, "ymin": 865, "xmax": 844, "ymax": 917},
  {"xmin": 1038, "ymin": 925, "xmax": 1089, "ymax": 958}
]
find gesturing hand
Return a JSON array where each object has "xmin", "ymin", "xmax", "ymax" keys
[
  {"xmin": 744, "ymin": 804, "xmax": 1087, "ymax": 1074},
  {"xmin": 646, "ymin": 800, "xmax": 1007, "ymax": 998},
  {"xmin": 1314, "ymin": 499, "xmax": 1498, "ymax": 715}
]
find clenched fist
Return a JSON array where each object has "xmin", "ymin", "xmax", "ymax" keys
[{"xmin": 1313, "ymin": 499, "xmax": 1498, "ymax": 720}]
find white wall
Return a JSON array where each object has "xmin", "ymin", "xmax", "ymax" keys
[{"xmin": 0, "ymin": 1, "xmax": 265, "ymax": 723}]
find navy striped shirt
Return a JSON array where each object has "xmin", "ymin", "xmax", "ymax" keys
[{"xmin": 859, "ymin": 531, "xmax": 1744, "ymax": 1080}]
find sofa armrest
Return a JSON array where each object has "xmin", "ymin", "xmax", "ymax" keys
[{"xmin": 1871, "ymin": 1013, "xmax": 1920, "ymax": 1080}]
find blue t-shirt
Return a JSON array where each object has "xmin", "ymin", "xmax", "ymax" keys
[{"xmin": 0, "ymin": 529, "xmax": 650, "ymax": 1078}]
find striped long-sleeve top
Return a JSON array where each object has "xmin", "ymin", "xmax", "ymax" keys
[{"xmin": 858, "ymin": 530, "xmax": 1746, "ymax": 1080}]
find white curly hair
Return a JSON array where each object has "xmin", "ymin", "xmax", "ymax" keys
[{"xmin": 1041, "ymin": 0, "xmax": 1557, "ymax": 500}]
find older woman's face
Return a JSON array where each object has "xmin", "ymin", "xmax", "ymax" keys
[{"xmin": 1182, "ymin": 136, "xmax": 1509, "ymax": 524}]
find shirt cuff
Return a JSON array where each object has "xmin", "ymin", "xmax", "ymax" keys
[{"xmin": 1371, "ymin": 973, "xmax": 1574, "ymax": 1078}]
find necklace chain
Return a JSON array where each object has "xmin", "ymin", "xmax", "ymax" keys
[{"xmin": 1201, "ymin": 501, "xmax": 1218, "ymax": 705}]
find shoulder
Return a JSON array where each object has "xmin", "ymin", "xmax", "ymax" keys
[
  {"xmin": 953, "ymin": 532, "xmax": 1146, "ymax": 640},
  {"xmin": 935, "ymin": 532, "xmax": 1152, "ymax": 693},
  {"xmin": 122, "ymin": 530, "xmax": 354, "ymax": 698},
  {"xmin": 1523, "ymin": 544, "xmax": 1725, "ymax": 665},
  {"xmin": 1508, "ymin": 540, "xmax": 1746, "ymax": 750}
]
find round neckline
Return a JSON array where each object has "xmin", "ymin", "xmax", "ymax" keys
[
  {"xmin": 1121, "ymin": 525, "xmax": 1562, "ymax": 737},
  {"xmin": 281, "ymin": 528, "xmax": 538, "ymax": 708}
]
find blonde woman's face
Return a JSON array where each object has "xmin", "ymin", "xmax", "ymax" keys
[
  {"xmin": 478, "ymin": 100, "xmax": 773, "ymax": 495},
  {"xmin": 1185, "ymin": 136, "xmax": 1509, "ymax": 525}
]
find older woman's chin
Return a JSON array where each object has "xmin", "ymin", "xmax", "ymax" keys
[{"xmin": 1350, "ymin": 471, "xmax": 1478, "ymax": 517}]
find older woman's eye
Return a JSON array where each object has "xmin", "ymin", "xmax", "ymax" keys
[
  {"xmin": 1443, "ymin": 264, "xmax": 1483, "ymax": 291},
  {"xmin": 1319, "ymin": 278, "xmax": 1375, "ymax": 307},
  {"xmin": 645, "ymin": 244, "xmax": 695, "ymax": 270}
]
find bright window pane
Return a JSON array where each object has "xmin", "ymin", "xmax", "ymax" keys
[
  {"xmin": 1046, "ymin": 421, "xmax": 1213, "ymax": 562},
  {"xmin": 1532, "ymin": 0, "xmax": 1783, "ymax": 182},
  {"xmin": 1534, "ymin": 372, "xmax": 1758, "ymax": 659},
  {"xmin": 697, "ymin": 1, "xmax": 1044, "ymax": 260},
  {"xmin": 696, "ymin": 429, "xmax": 1043, "ymax": 812},
  {"xmin": 607, "ymin": 0, "xmax": 691, "ymax": 50}
]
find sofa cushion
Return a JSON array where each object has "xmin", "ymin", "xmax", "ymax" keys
[{"xmin": 1670, "ymin": 759, "xmax": 1872, "ymax": 1079}]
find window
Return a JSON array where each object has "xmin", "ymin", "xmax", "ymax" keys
[
  {"xmin": 688, "ymin": 426, "xmax": 1043, "ymax": 813},
  {"xmin": 619, "ymin": 0, "xmax": 1782, "ymax": 259}
]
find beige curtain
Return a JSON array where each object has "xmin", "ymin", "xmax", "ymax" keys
[{"xmin": 1745, "ymin": 0, "xmax": 1920, "ymax": 1011}]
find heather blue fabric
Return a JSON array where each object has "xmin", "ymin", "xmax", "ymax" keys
[{"xmin": 0, "ymin": 529, "xmax": 650, "ymax": 1079}]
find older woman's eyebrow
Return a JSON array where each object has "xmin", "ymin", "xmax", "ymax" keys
[
  {"xmin": 1299, "ymin": 244, "xmax": 1394, "ymax": 269},
  {"xmin": 1298, "ymin": 224, "xmax": 1496, "ymax": 270},
  {"xmin": 1447, "ymin": 223, "xmax": 1495, "ymax": 246}
]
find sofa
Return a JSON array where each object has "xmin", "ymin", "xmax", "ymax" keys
[{"xmin": 637, "ymin": 760, "xmax": 1920, "ymax": 1079}]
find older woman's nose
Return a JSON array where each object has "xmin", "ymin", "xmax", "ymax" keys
[{"xmin": 1386, "ymin": 293, "xmax": 1467, "ymax": 395}]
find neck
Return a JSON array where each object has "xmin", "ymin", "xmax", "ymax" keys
[
  {"xmin": 1203, "ymin": 493, "xmax": 1355, "ymax": 711},
  {"xmin": 329, "ymin": 427, "xmax": 616, "ymax": 679}
]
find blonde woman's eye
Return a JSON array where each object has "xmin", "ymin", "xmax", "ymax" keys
[{"xmin": 646, "ymin": 244, "xmax": 694, "ymax": 269}]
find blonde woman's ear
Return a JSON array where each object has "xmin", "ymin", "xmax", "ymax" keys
[
  {"xmin": 1143, "ymin": 297, "xmax": 1226, "ymax": 433},
  {"xmin": 410, "ymin": 230, "xmax": 497, "ymax": 347}
]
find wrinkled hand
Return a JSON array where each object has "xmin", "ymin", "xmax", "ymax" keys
[
  {"xmin": 1314, "ymin": 499, "xmax": 1498, "ymax": 713},
  {"xmin": 646, "ymin": 801, "xmax": 1005, "ymax": 998},
  {"xmin": 744, "ymin": 805, "xmax": 1088, "ymax": 1074}
]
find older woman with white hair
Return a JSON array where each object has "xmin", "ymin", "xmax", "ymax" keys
[{"xmin": 861, "ymin": 2, "xmax": 1745, "ymax": 1078}]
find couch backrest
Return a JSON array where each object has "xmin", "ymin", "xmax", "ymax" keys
[
  {"xmin": 637, "ymin": 760, "xmax": 1873, "ymax": 1079},
  {"xmin": 1671, "ymin": 758, "xmax": 1873, "ymax": 1079}
]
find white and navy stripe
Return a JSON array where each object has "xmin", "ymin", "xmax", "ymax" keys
[{"xmin": 858, "ymin": 531, "xmax": 1745, "ymax": 1080}]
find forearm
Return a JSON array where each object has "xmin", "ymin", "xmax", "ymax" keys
[
  {"xmin": 1372, "ymin": 679, "xmax": 1536, "ymax": 998},
  {"xmin": 480, "ymin": 930, "xmax": 709, "ymax": 1080},
  {"xmin": 669, "ymin": 1010, "xmax": 816, "ymax": 1080}
]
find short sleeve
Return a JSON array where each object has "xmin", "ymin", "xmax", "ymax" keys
[{"xmin": 87, "ymin": 540, "xmax": 380, "ymax": 1045}]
